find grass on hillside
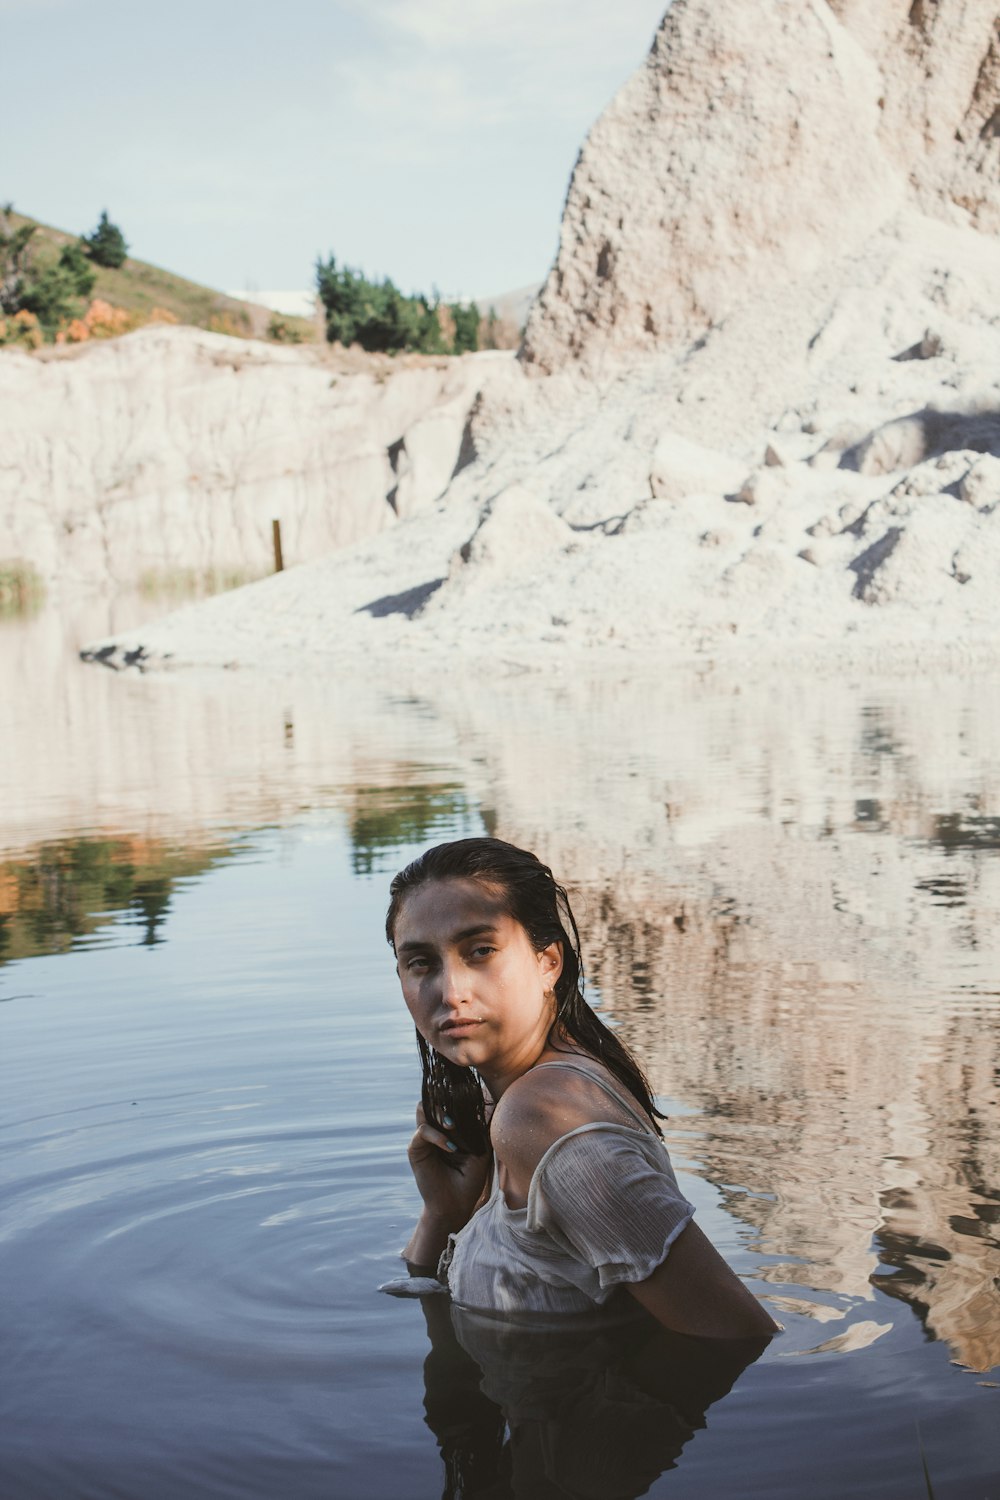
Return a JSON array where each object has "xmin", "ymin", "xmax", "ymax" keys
[{"xmin": 6, "ymin": 210, "xmax": 317, "ymax": 342}]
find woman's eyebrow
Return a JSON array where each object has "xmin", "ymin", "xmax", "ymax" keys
[
  {"xmin": 452, "ymin": 923, "xmax": 499, "ymax": 943},
  {"xmin": 396, "ymin": 923, "xmax": 499, "ymax": 955}
]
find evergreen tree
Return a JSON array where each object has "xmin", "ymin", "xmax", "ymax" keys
[
  {"xmin": 450, "ymin": 301, "xmax": 480, "ymax": 354},
  {"xmin": 84, "ymin": 210, "xmax": 128, "ymax": 269},
  {"xmin": 315, "ymin": 253, "xmax": 479, "ymax": 356},
  {"xmin": 59, "ymin": 241, "xmax": 96, "ymax": 298},
  {"xmin": 18, "ymin": 260, "xmax": 83, "ymax": 330},
  {"xmin": 1, "ymin": 207, "xmax": 95, "ymax": 331}
]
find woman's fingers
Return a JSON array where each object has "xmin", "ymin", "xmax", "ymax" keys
[
  {"xmin": 409, "ymin": 1120, "xmax": 457, "ymax": 1158},
  {"xmin": 412, "ymin": 1102, "xmax": 457, "ymax": 1154}
]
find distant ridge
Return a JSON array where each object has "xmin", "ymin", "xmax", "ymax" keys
[
  {"xmin": 478, "ymin": 283, "xmax": 541, "ymax": 334},
  {"xmin": 4, "ymin": 210, "xmax": 314, "ymax": 339}
]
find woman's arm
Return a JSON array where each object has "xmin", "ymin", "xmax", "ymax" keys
[
  {"xmin": 627, "ymin": 1221, "xmax": 780, "ymax": 1339},
  {"xmin": 402, "ymin": 1102, "xmax": 490, "ymax": 1270},
  {"xmin": 494, "ymin": 1069, "xmax": 779, "ymax": 1339}
]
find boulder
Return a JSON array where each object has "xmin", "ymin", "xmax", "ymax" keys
[
  {"xmin": 649, "ymin": 432, "xmax": 744, "ymax": 502},
  {"xmin": 960, "ymin": 454, "xmax": 1000, "ymax": 510},
  {"xmin": 446, "ymin": 485, "xmax": 574, "ymax": 582}
]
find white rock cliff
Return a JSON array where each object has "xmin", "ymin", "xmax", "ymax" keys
[
  {"xmin": 522, "ymin": 0, "xmax": 999, "ymax": 372},
  {"xmin": 0, "ymin": 325, "xmax": 506, "ymax": 591}
]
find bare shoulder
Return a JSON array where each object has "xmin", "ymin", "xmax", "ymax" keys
[{"xmin": 491, "ymin": 1057, "xmax": 640, "ymax": 1190}]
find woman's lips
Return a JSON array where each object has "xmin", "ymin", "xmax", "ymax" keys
[{"xmin": 439, "ymin": 1018, "xmax": 484, "ymax": 1037}]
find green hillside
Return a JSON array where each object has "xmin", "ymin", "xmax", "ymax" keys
[{"xmin": 3, "ymin": 209, "xmax": 315, "ymax": 341}]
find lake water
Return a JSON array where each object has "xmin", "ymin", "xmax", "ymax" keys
[{"xmin": 2, "ymin": 600, "xmax": 999, "ymax": 1499}]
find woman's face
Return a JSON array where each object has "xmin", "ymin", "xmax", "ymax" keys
[{"xmin": 393, "ymin": 877, "xmax": 563, "ymax": 1093}]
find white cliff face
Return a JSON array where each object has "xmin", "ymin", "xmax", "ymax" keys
[
  {"xmin": 522, "ymin": 0, "xmax": 898, "ymax": 371},
  {"xmin": 0, "ymin": 325, "xmax": 509, "ymax": 592},
  {"xmin": 521, "ymin": 0, "xmax": 999, "ymax": 373},
  {"xmin": 827, "ymin": 0, "xmax": 1000, "ymax": 232}
]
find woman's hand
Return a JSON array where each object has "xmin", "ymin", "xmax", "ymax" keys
[{"xmin": 402, "ymin": 1103, "xmax": 491, "ymax": 1270}]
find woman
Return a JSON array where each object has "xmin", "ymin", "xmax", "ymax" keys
[{"xmin": 388, "ymin": 836, "xmax": 778, "ymax": 1339}]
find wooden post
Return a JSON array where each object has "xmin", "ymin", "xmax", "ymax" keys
[{"xmin": 272, "ymin": 518, "xmax": 284, "ymax": 573}]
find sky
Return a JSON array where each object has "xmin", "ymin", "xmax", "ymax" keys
[{"xmin": 4, "ymin": 0, "xmax": 667, "ymax": 302}]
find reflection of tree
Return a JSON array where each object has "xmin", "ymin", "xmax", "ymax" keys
[
  {"xmin": 0, "ymin": 835, "xmax": 229, "ymax": 963},
  {"xmin": 348, "ymin": 782, "xmax": 481, "ymax": 875}
]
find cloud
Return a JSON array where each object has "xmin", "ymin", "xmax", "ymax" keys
[
  {"xmin": 359, "ymin": 0, "xmax": 663, "ymax": 56},
  {"xmin": 333, "ymin": 0, "xmax": 665, "ymax": 134}
]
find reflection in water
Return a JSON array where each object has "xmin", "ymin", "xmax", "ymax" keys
[
  {"xmin": 566, "ymin": 877, "xmax": 1000, "ymax": 1372},
  {"xmin": 426, "ymin": 680, "xmax": 1000, "ymax": 1376},
  {"xmin": 421, "ymin": 1301, "xmax": 766, "ymax": 1499},
  {"xmin": 3, "ymin": 598, "xmax": 1000, "ymax": 1396},
  {"xmin": 0, "ymin": 835, "xmax": 230, "ymax": 961},
  {"xmin": 348, "ymin": 783, "xmax": 481, "ymax": 875}
]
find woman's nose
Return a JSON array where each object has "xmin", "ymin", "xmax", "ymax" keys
[{"xmin": 439, "ymin": 959, "xmax": 469, "ymax": 1008}]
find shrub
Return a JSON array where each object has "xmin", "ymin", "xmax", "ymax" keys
[
  {"xmin": 83, "ymin": 211, "xmax": 128, "ymax": 269},
  {"xmin": 207, "ymin": 309, "xmax": 252, "ymax": 338},
  {"xmin": 56, "ymin": 299, "xmax": 135, "ymax": 343},
  {"xmin": 267, "ymin": 313, "xmax": 304, "ymax": 344},
  {"xmin": 85, "ymin": 299, "xmax": 132, "ymax": 338},
  {"xmin": 0, "ymin": 309, "xmax": 43, "ymax": 349},
  {"xmin": 0, "ymin": 558, "xmax": 45, "ymax": 616},
  {"xmin": 138, "ymin": 565, "xmax": 263, "ymax": 598}
]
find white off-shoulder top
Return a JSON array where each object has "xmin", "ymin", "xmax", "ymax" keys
[{"xmin": 441, "ymin": 1061, "xmax": 695, "ymax": 1316}]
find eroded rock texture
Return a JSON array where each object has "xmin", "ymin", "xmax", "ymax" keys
[
  {"xmin": 522, "ymin": 0, "xmax": 999, "ymax": 371},
  {"xmin": 0, "ymin": 326, "xmax": 505, "ymax": 591}
]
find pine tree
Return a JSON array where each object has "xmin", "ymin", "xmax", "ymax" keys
[
  {"xmin": 450, "ymin": 301, "xmax": 480, "ymax": 354},
  {"xmin": 84, "ymin": 210, "xmax": 128, "ymax": 269},
  {"xmin": 59, "ymin": 241, "xmax": 96, "ymax": 298}
]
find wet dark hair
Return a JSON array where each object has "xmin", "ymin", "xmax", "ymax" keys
[{"xmin": 386, "ymin": 836, "xmax": 664, "ymax": 1156}]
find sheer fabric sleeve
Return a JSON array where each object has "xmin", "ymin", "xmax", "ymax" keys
[{"xmin": 526, "ymin": 1125, "xmax": 695, "ymax": 1291}]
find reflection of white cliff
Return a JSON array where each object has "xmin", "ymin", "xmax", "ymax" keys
[
  {"xmin": 424, "ymin": 669, "xmax": 1000, "ymax": 1369},
  {"xmin": 3, "ymin": 630, "xmax": 999, "ymax": 1368}
]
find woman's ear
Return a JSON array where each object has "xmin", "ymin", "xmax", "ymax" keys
[{"xmin": 539, "ymin": 940, "xmax": 564, "ymax": 988}]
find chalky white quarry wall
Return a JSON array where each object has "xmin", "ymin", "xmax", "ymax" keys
[{"xmin": 0, "ymin": 326, "xmax": 505, "ymax": 591}]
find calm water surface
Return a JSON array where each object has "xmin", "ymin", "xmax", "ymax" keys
[{"xmin": 1, "ymin": 603, "xmax": 999, "ymax": 1498}]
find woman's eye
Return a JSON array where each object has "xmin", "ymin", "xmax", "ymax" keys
[
  {"xmin": 406, "ymin": 956, "xmax": 430, "ymax": 974},
  {"xmin": 470, "ymin": 945, "xmax": 496, "ymax": 960}
]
